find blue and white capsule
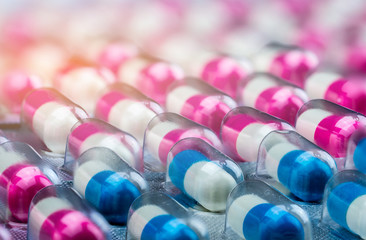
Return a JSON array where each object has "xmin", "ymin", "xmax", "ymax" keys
[
  {"xmin": 168, "ymin": 149, "xmax": 239, "ymax": 211},
  {"xmin": 73, "ymin": 159, "xmax": 144, "ymax": 224},
  {"xmin": 327, "ymin": 181, "xmax": 366, "ymax": 239},
  {"xmin": 264, "ymin": 142, "xmax": 334, "ymax": 201},
  {"xmin": 128, "ymin": 204, "xmax": 200, "ymax": 240},
  {"xmin": 227, "ymin": 194, "xmax": 305, "ymax": 240}
]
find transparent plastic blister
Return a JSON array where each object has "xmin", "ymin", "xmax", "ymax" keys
[
  {"xmin": 322, "ymin": 170, "xmax": 366, "ymax": 239},
  {"xmin": 65, "ymin": 118, "xmax": 143, "ymax": 172},
  {"xmin": 296, "ymin": 99, "xmax": 366, "ymax": 167},
  {"xmin": 95, "ymin": 82, "xmax": 164, "ymax": 144},
  {"xmin": 0, "ymin": 140, "xmax": 60, "ymax": 224},
  {"xmin": 54, "ymin": 67, "xmax": 116, "ymax": 115},
  {"xmin": 165, "ymin": 137, "xmax": 243, "ymax": 212},
  {"xmin": 221, "ymin": 106, "xmax": 293, "ymax": 162},
  {"xmin": 0, "ymin": 130, "xmax": 8, "ymax": 144},
  {"xmin": 346, "ymin": 128, "xmax": 366, "ymax": 174},
  {"xmin": 126, "ymin": 192, "xmax": 209, "ymax": 240},
  {"xmin": 166, "ymin": 77, "xmax": 237, "ymax": 135},
  {"xmin": 28, "ymin": 185, "xmax": 111, "ymax": 240},
  {"xmin": 72, "ymin": 147, "xmax": 148, "ymax": 225},
  {"xmin": 21, "ymin": 88, "xmax": 89, "ymax": 154},
  {"xmin": 305, "ymin": 72, "xmax": 366, "ymax": 116},
  {"xmin": 257, "ymin": 130, "xmax": 337, "ymax": 202},
  {"xmin": 143, "ymin": 112, "xmax": 222, "ymax": 171},
  {"xmin": 252, "ymin": 42, "xmax": 319, "ymax": 87},
  {"xmin": 224, "ymin": 180, "xmax": 312, "ymax": 240},
  {"xmin": 238, "ymin": 72, "xmax": 309, "ymax": 125}
]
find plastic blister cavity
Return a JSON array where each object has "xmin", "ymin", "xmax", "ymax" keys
[
  {"xmin": 238, "ymin": 72, "xmax": 309, "ymax": 125},
  {"xmin": 21, "ymin": 88, "xmax": 89, "ymax": 154},
  {"xmin": 322, "ymin": 170, "xmax": 366, "ymax": 239},
  {"xmin": 221, "ymin": 106, "xmax": 293, "ymax": 162},
  {"xmin": 73, "ymin": 147, "xmax": 147, "ymax": 225},
  {"xmin": 252, "ymin": 42, "xmax": 319, "ymax": 87},
  {"xmin": 295, "ymin": 99, "xmax": 366, "ymax": 167},
  {"xmin": 0, "ymin": 141, "xmax": 59, "ymax": 223},
  {"xmin": 28, "ymin": 185, "xmax": 111, "ymax": 240},
  {"xmin": 305, "ymin": 72, "xmax": 366, "ymax": 116},
  {"xmin": 95, "ymin": 83, "xmax": 164, "ymax": 144},
  {"xmin": 54, "ymin": 67, "xmax": 116, "ymax": 115},
  {"xmin": 65, "ymin": 118, "xmax": 143, "ymax": 172},
  {"xmin": 166, "ymin": 137, "xmax": 243, "ymax": 212},
  {"xmin": 166, "ymin": 77, "xmax": 237, "ymax": 135},
  {"xmin": 257, "ymin": 130, "xmax": 337, "ymax": 202},
  {"xmin": 224, "ymin": 180, "xmax": 312, "ymax": 240},
  {"xmin": 118, "ymin": 56, "xmax": 184, "ymax": 105},
  {"xmin": 143, "ymin": 112, "xmax": 222, "ymax": 171},
  {"xmin": 126, "ymin": 192, "xmax": 209, "ymax": 240}
]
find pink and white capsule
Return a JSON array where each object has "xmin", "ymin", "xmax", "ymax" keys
[
  {"xmin": 166, "ymin": 79, "xmax": 237, "ymax": 135},
  {"xmin": 0, "ymin": 146, "xmax": 52, "ymax": 222},
  {"xmin": 252, "ymin": 44, "xmax": 319, "ymax": 87},
  {"xmin": 22, "ymin": 88, "xmax": 88, "ymax": 153},
  {"xmin": 55, "ymin": 67, "xmax": 116, "ymax": 114},
  {"xmin": 67, "ymin": 119, "xmax": 141, "ymax": 170},
  {"xmin": 29, "ymin": 196, "xmax": 105, "ymax": 240},
  {"xmin": 296, "ymin": 100, "xmax": 366, "ymax": 159},
  {"xmin": 118, "ymin": 57, "xmax": 184, "ymax": 105},
  {"xmin": 95, "ymin": 87, "xmax": 164, "ymax": 144},
  {"xmin": 97, "ymin": 43, "xmax": 139, "ymax": 74},
  {"xmin": 305, "ymin": 72, "xmax": 366, "ymax": 115},
  {"xmin": 221, "ymin": 107, "xmax": 293, "ymax": 162},
  {"xmin": 238, "ymin": 73, "xmax": 308, "ymax": 125},
  {"xmin": 187, "ymin": 52, "xmax": 252, "ymax": 98}
]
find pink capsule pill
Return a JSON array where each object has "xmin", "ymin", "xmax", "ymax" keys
[
  {"xmin": 305, "ymin": 72, "xmax": 366, "ymax": 115},
  {"xmin": 55, "ymin": 67, "xmax": 116, "ymax": 114},
  {"xmin": 118, "ymin": 57, "xmax": 184, "ymax": 105},
  {"xmin": 1, "ymin": 72, "xmax": 42, "ymax": 113},
  {"xmin": 239, "ymin": 73, "xmax": 308, "ymax": 125},
  {"xmin": 166, "ymin": 78, "xmax": 237, "ymax": 135},
  {"xmin": 0, "ymin": 147, "xmax": 52, "ymax": 223},
  {"xmin": 97, "ymin": 43, "xmax": 139, "ymax": 74},
  {"xmin": 22, "ymin": 88, "xmax": 88, "ymax": 153},
  {"xmin": 221, "ymin": 107, "xmax": 293, "ymax": 162},
  {"xmin": 29, "ymin": 196, "xmax": 105, "ymax": 240},
  {"xmin": 296, "ymin": 100, "xmax": 366, "ymax": 160},
  {"xmin": 196, "ymin": 54, "xmax": 252, "ymax": 98},
  {"xmin": 95, "ymin": 84, "xmax": 164, "ymax": 144},
  {"xmin": 67, "ymin": 119, "xmax": 142, "ymax": 171},
  {"xmin": 253, "ymin": 43, "xmax": 319, "ymax": 87}
]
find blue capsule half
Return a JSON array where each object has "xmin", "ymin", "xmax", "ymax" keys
[
  {"xmin": 141, "ymin": 214, "xmax": 199, "ymax": 240},
  {"xmin": 85, "ymin": 170, "xmax": 141, "ymax": 224},
  {"xmin": 278, "ymin": 150, "xmax": 333, "ymax": 201},
  {"xmin": 243, "ymin": 203, "xmax": 304, "ymax": 240}
]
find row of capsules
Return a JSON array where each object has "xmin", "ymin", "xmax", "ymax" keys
[
  {"xmin": 16, "ymin": 80, "xmax": 216, "ymax": 239},
  {"xmin": 115, "ymin": 40, "xmax": 366, "ymax": 239},
  {"xmin": 14, "ymin": 38, "xmax": 366, "ymax": 239},
  {"xmin": 54, "ymin": 40, "xmax": 366, "ymax": 239},
  {"xmin": 12, "ymin": 54, "xmax": 313, "ymax": 239},
  {"xmin": 0, "ymin": 130, "xmax": 113, "ymax": 239}
]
